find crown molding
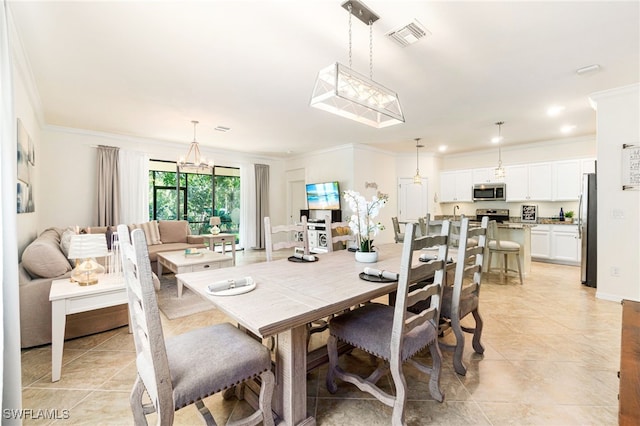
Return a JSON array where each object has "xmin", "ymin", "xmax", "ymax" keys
[{"xmin": 43, "ymin": 124, "xmax": 285, "ymax": 164}]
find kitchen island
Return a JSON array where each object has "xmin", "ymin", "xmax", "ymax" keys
[
  {"xmin": 488, "ymin": 222, "xmax": 535, "ymax": 277},
  {"xmin": 434, "ymin": 216, "xmax": 534, "ymax": 278}
]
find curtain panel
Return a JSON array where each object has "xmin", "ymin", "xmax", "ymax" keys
[
  {"xmin": 254, "ymin": 164, "xmax": 269, "ymax": 249},
  {"xmin": 239, "ymin": 164, "xmax": 256, "ymax": 250},
  {"xmin": 96, "ymin": 145, "xmax": 121, "ymax": 226},
  {"xmin": 119, "ymin": 149, "xmax": 149, "ymax": 224}
]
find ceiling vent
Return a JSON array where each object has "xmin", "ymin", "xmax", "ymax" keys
[{"xmin": 385, "ymin": 19, "xmax": 431, "ymax": 47}]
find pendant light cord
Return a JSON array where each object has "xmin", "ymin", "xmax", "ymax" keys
[
  {"xmin": 496, "ymin": 121, "xmax": 503, "ymax": 168},
  {"xmin": 348, "ymin": 4, "xmax": 352, "ymax": 69}
]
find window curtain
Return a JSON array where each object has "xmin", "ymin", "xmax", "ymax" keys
[
  {"xmin": 96, "ymin": 145, "xmax": 120, "ymax": 226},
  {"xmin": 254, "ymin": 164, "xmax": 269, "ymax": 249},
  {"xmin": 119, "ymin": 149, "xmax": 149, "ymax": 225},
  {"xmin": 239, "ymin": 163, "xmax": 256, "ymax": 250},
  {"xmin": 2, "ymin": 0, "xmax": 23, "ymax": 416}
]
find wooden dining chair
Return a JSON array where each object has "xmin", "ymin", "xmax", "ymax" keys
[
  {"xmin": 118, "ymin": 225, "xmax": 275, "ymax": 426},
  {"xmin": 326, "ymin": 221, "xmax": 451, "ymax": 425},
  {"xmin": 391, "ymin": 216, "xmax": 404, "ymax": 243},
  {"xmin": 418, "ymin": 213, "xmax": 430, "ymax": 236},
  {"xmin": 264, "ymin": 215, "xmax": 309, "ymax": 261},
  {"xmin": 440, "ymin": 216, "xmax": 489, "ymax": 375},
  {"xmin": 324, "ymin": 214, "xmax": 353, "ymax": 252}
]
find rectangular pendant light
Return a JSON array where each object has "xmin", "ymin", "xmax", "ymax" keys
[{"xmin": 310, "ymin": 62, "xmax": 404, "ymax": 128}]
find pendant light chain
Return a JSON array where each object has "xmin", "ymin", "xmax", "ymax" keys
[
  {"xmin": 497, "ymin": 122, "xmax": 503, "ymax": 168},
  {"xmin": 348, "ymin": 4, "xmax": 353, "ymax": 69},
  {"xmin": 494, "ymin": 121, "xmax": 505, "ymax": 179},
  {"xmin": 369, "ymin": 20, "xmax": 373, "ymax": 79}
]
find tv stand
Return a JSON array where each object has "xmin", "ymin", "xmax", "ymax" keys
[{"xmin": 300, "ymin": 209, "xmax": 341, "ymax": 223}]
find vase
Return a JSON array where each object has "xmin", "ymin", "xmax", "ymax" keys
[{"xmin": 355, "ymin": 250, "xmax": 378, "ymax": 263}]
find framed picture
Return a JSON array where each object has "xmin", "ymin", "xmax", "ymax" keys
[
  {"xmin": 17, "ymin": 118, "xmax": 35, "ymax": 213},
  {"xmin": 17, "ymin": 118, "xmax": 30, "ymax": 183},
  {"xmin": 622, "ymin": 144, "xmax": 639, "ymax": 190},
  {"xmin": 521, "ymin": 205, "xmax": 538, "ymax": 223}
]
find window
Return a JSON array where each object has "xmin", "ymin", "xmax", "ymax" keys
[{"xmin": 149, "ymin": 161, "xmax": 240, "ymax": 240}]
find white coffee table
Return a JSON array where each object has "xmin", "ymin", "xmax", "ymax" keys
[
  {"xmin": 49, "ymin": 274, "xmax": 128, "ymax": 382},
  {"xmin": 156, "ymin": 249, "xmax": 233, "ymax": 298}
]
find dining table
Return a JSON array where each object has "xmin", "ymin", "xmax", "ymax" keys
[{"xmin": 175, "ymin": 242, "xmax": 453, "ymax": 426}]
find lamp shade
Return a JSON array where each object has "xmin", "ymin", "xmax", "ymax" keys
[
  {"xmin": 209, "ymin": 216, "xmax": 222, "ymax": 226},
  {"xmin": 68, "ymin": 234, "xmax": 109, "ymax": 259},
  {"xmin": 310, "ymin": 63, "xmax": 404, "ymax": 129}
]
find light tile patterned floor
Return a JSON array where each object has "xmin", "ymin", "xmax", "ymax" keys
[{"xmin": 21, "ymin": 249, "xmax": 621, "ymax": 425}]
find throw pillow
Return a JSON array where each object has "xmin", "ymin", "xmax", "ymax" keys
[
  {"xmin": 137, "ymin": 221, "xmax": 162, "ymax": 246},
  {"xmin": 59, "ymin": 228, "xmax": 77, "ymax": 267},
  {"xmin": 158, "ymin": 220, "xmax": 189, "ymax": 244},
  {"xmin": 22, "ymin": 232, "xmax": 73, "ymax": 278}
]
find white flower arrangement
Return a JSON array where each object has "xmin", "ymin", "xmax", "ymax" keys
[{"xmin": 343, "ymin": 190, "xmax": 389, "ymax": 252}]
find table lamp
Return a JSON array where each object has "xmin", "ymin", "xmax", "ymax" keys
[
  {"xmin": 210, "ymin": 216, "xmax": 221, "ymax": 235},
  {"xmin": 67, "ymin": 234, "xmax": 109, "ymax": 285}
]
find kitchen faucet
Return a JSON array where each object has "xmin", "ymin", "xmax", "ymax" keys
[{"xmin": 453, "ymin": 205, "xmax": 460, "ymax": 221}]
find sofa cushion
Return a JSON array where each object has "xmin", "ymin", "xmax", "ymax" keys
[
  {"xmin": 158, "ymin": 220, "xmax": 189, "ymax": 244},
  {"xmin": 137, "ymin": 221, "xmax": 162, "ymax": 245},
  {"xmin": 59, "ymin": 228, "xmax": 76, "ymax": 267},
  {"xmin": 22, "ymin": 228, "xmax": 73, "ymax": 279}
]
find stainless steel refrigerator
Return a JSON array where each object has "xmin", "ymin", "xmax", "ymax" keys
[{"xmin": 579, "ymin": 173, "xmax": 597, "ymax": 287}]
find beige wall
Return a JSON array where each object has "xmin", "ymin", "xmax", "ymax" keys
[
  {"xmin": 13, "ymin": 30, "xmax": 42, "ymax": 256},
  {"xmin": 590, "ymin": 83, "xmax": 640, "ymax": 302},
  {"xmin": 284, "ymin": 144, "xmax": 400, "ymax": 245},
  {"xmin": 284, "ymin": 144, "xmax": 355, "ymax": 224}
]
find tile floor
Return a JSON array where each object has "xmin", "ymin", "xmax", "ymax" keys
[{"xmin": 21, "ymin": 250, "xmax": 622, "ymax": 425}]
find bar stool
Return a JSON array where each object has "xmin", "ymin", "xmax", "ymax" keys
[{"xmin": 487, "ymin": 220, "xmax": 523, "ymax": 284}]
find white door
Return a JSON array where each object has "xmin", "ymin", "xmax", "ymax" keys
[
  {"xmin": 398, "ymin": 177, "xmax": 428, "ymax": 222},
  {"xmin": 289, "ymin": 180, "xmax": 306, "ymax": 224}
]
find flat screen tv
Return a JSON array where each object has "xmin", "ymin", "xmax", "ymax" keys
[{"xmin": 306, "ymin": 181, "xmax": 341, "ymax": 210}]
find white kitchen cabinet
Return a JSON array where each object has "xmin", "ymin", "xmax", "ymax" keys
[
  {"xmin": 553, "ymin": 226, "xmax": 580, "ymax": 263},
  {"xmin": 440, "ymin": 169, "xmax": 472, "ymax": 202},
  {"xmin": 505, "ymin": 163, "xmax": 552, "ymax": 201},
  {"xmin": 504, "ymin": 165, "xmax": 528, "ymax": 200},
  {"xmin": 531, "ymin": 224, "xmax": 580, "ymax": 264},
  {"xmin": 528, "ymin": 163, "xmax": 553, "ymax": 200},
  {"xmin": 581, "ymin": 158, "xmax": 596, "ymax": 174},
  {"xmin": 531, "ymin": 225, "xmax": 551, "ymax": 259},
  {"xmin": 472, "ymin": 167, "xmax": 498, "ymax": 184},
  {"xmin": 553, "ymin": 160, "xmax": 581, "ymax": 200}
]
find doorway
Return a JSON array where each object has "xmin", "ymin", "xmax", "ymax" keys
[{"xmin": 397, "ymin": 177, "xmax": 428, "ymax": 222}]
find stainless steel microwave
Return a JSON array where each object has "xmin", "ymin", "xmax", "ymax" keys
[{"xmin": 473, "ymin": 183, "xmax": 506, "ymax": 201}]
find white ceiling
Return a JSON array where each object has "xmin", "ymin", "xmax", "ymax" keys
[{"xmin": 8, "ymin": 1, "xmax": 640, "ymax": 157}]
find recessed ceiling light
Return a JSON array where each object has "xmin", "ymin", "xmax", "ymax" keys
[
  {"xmin": 547, "ymin": 105, "xmax": 566, "ymax": 116},
  {"xmin": 561, "ymin": 124, "xmax": 576, "ymax": 134},
  {"xmin": 214, "ymin": 126, "xmax": 231, "ymax": 132},
  {"xmin": 438, "ymin": 145, "xmax": 447, "ymax": 152},
  {"xmin": 491, "ymin": 136, "xmax": 503, "ymax": 144}
]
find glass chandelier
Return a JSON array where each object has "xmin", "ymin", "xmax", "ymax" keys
[
  {"xmin": 310, "ymin": 1, "xmax": 404, "ymax": 128},
  {"xmin": 178, "ymin": 120, "xmax": 213, "ymax": 172},
  {"xmin": 494, "ymin": 121, "xmax": 505, "ymax": 179}
]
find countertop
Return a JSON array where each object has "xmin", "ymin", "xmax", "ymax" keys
[{"xmin": 436, "ymin": 215, "xmax": 577, "ymax": 227}]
